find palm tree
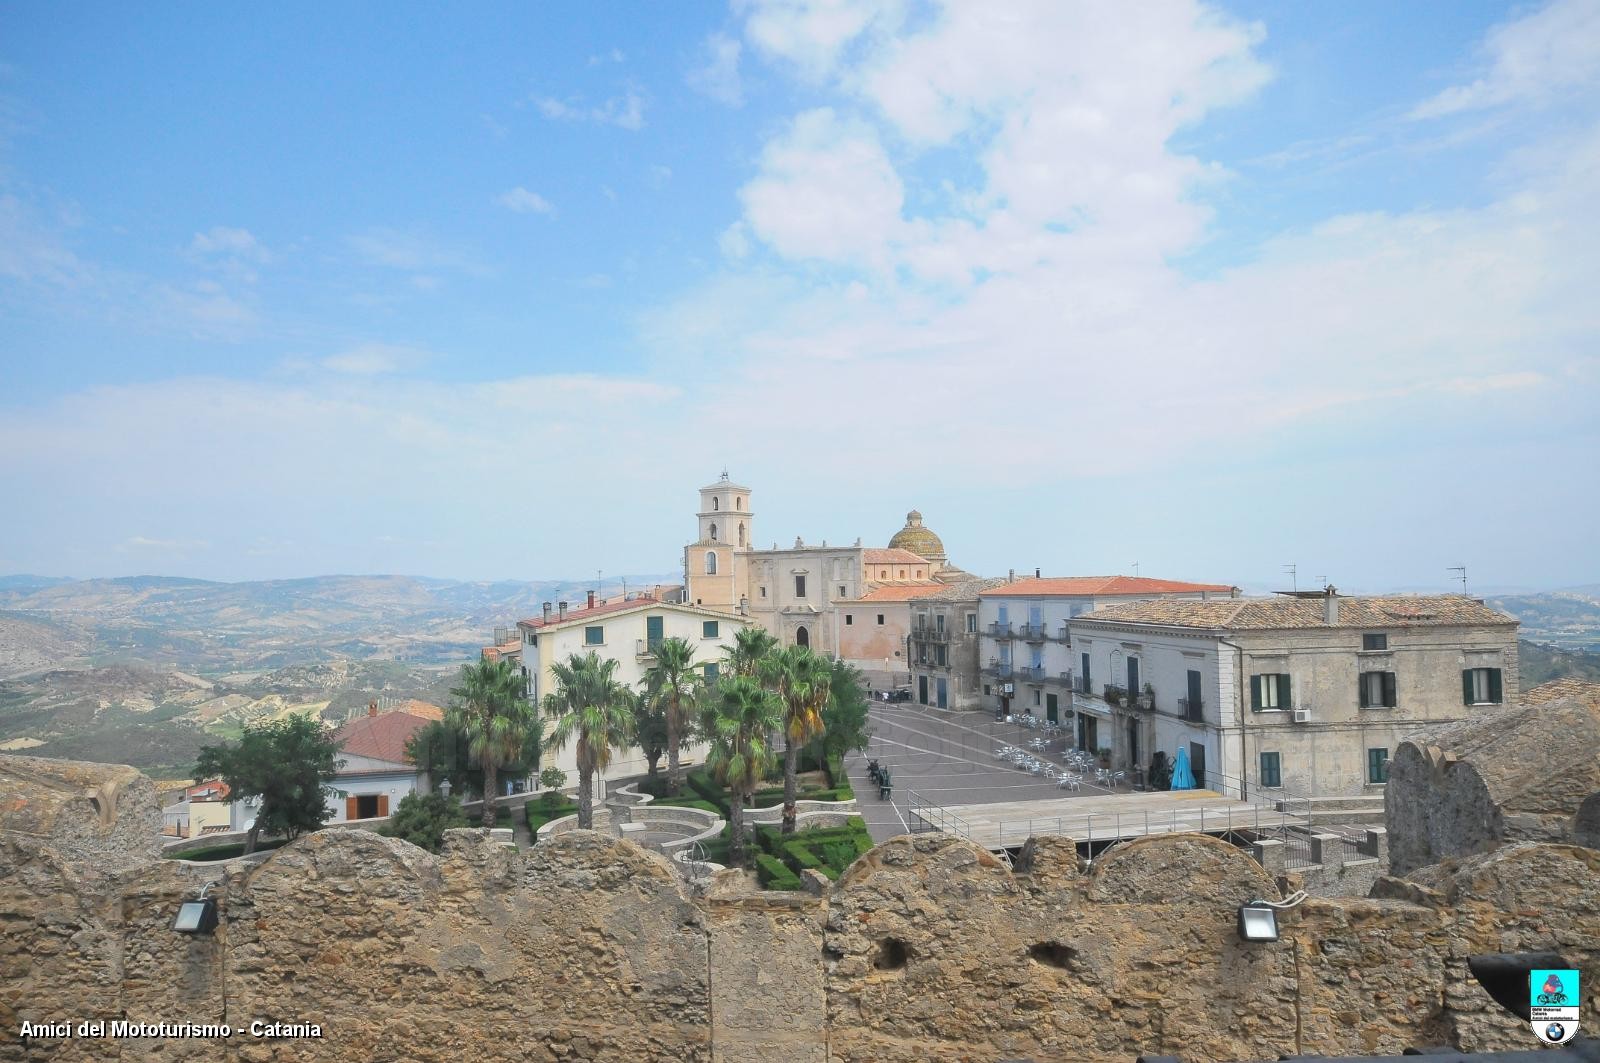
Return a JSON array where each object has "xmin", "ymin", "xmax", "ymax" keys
[
  {"xmin": 642, "ymin": 636, "xmax": 698, "ymax": 796},
  {"xmin": 542, "ymin": 652, "xmax": 634, "ymax": 830},
  {"xmin": 447, "ymin": 657, "xmax": 537, "ymax": 830},
  {"xmin": 724, "ymin": 626, "xmax": 779, "ymax": 678},
  {"xmin": 705, "ymin": 673, "xmax": 782, "ymax": 867},
  {"xmin": 768, "ymin": 646, "xmax": 833, "ymax": 834}
]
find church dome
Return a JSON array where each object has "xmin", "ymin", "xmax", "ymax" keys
[{"xmin": 888, "ymin": 509, "xmax": 946, "ymax": 562}]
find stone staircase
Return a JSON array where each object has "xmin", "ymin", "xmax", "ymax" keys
[{"xmin": 1299, "ymin": 794, "xmax": 1387, "ymax": 827}]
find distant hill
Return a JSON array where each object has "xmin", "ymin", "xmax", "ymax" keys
[
  {"xmin": 1519, "ymin": 640, "xmax": 1600, "ymax": 690},
  {"xmin": 1488, "ymin": 588, "xmax": 1600, "ymax": 653}
]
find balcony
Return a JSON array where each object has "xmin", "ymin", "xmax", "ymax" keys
[
  {"xmin": 1017, "ymin": 665, "xmax": 1047, "ymax": 682},
  {"xmin": 982, "ymin": 661, "xmax": 1014, "ymax": 679},
  {"xmin": 636, "ymin": 638, "xmax": 663, "ymax": 659},
  {"xmin": 1019, "ymin": 623, "xmax": 1048, "ymax": 642},
  {"xmin": 987, "ymin": 621, "xmax": 1014, "ymax": 639},
  {"xmin": 1047, "ymin": 624, "xmax": 1071, "ymax": 642},
  {"xmin": 913, "ymin": 626, "xmax": 951, "ymax": 643},
  {"xmin": 1045, "ymin": 670, "xmax": 1075, "ymax": 687},
  {"xmin": 1178, "ymin": 697, "xmax": 1205, "ymax": 723}
]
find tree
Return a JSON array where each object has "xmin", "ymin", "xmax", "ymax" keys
[
  {"xmin": 704, "ymin": 673, "xmax": 782, "ymax": 868},
  {"xmin": 381, "ymin": 791, "xmax": 466, "ymax": 853},
  {"xmin": 538, "ymin": 766, "xmax": 568, "ymax": 810},
  {"xmin": 406, "ymin": 715, "xmax": 538, "ymax": 800},
  {"xmin": 542, "ymin": 652, "xmax": 634, "ymax": 830},
  {"xmin": 767, "ymin": 646, "xmax": 832, "ymax": 834},
  {"xmin": 809, "ymin": 659, "xmax": 872, "ymax": 763},
  {"xmin": 724, "ymin": 626, "xmax": 779, "ymax": 678},
  {"xmin": 194, "ymin": 713, "xmax": 341, "ymax": 855},
  {"xmin": 631, "ymin": 691, "xmax": 670, "ymax": 781},
  {"xmin": 447, "ymin": 657, "xmax": 539, "ymax": 830},
  {"xmin": 641, "ymin": 636, "xmax": 699, "ymax": 796}
]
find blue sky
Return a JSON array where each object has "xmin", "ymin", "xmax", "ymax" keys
[{"xmin": 1, "ymin": 1, "xmax": 1596, "ymax": 591}]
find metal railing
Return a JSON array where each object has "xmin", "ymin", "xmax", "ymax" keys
[
  {"xmin": 906, "ymin": 790, "xmax": 974, "ymax": 840},
  {"xmin": 636, "ymin": 638, "xmax": 663, "ymax": 658},
  {"xmin": 982, "ymin": 662, "xmax": 1014, "ymax": 678},
  {"xmin": 987, "ymin": 621, "xmax": 1014, "ymax": 638},
  {"xmin": 1017, "ymin": 665, "xmax": 1047, "ymax": 681},
  {"xmin": 1178, "ymin": 697, "xmax": 1204, "ymax": 722},
  {"xmin": 1045, "ymin": 670, "xmax": 1074, "ymax": 687},
  {"xmin": 913, "ymin": 626, "xmax": 951, "ymax": 643},
  {"xmin": 1019, "ymin": 623, "xmax": 1048, "ymax": 641}
]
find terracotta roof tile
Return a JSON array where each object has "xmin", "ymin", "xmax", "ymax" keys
[
  {"xmin": 862, "ymin": 548, "xmax": 932, "ymax": 565},
  {"xmin": 334, "ymin": 711, "xmax": 430, "ymax": 766},
  {"xmin": 519, "ymin": 594, "xmax": 660, "ymax": 629},
  {"xmin": 393, "ymin": 699, "xmax": 445, "ymax": 721},
  {"xmin": 852, "ymin": 584, "xmax": 951, "ymax": 602},
  {"xmin": 1525, "ymin": 677, "xmax": 1600, "ymax": 708},
  {"xmin": 981, "ymin": 575, "xmax": 1237, "ymax": 598},
  {"xmin": 1073, "ymin": 594, "xmax": 1517, "ymax": 631}
]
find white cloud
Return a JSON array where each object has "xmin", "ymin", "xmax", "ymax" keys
[
  {"xmin": 1412, "ymin": 0, "xmax": 1600, "ymax": 118},
  {"xmin": 534, "ymin": 90, "xmax": 646, "ymax": 130},
  {"xmin": 347, "ymin": 228, "xmax": 489, "ymax": 276},
  {"xmin": 688, "ymin": 32, "xmax": 745, "ymax": 105},
  {"xmin": 188, "ymin": 226, "xmax": 270, "ymax": 262},
  {"xmin": 497, "ymin": 186, "xmax": 556, "ymax": 215},
  {"xmin": 321, "ymin": 343, "xmax": 432, "ymax": 375},
  {"xmin": 738, "ymin": 0, "xmax": 905, "ymax": 81}
]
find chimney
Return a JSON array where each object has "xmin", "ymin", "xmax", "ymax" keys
[
  {"xmin": 587, "ymin": 590, "xmax": 596, "ymax": 609},
  {"xmin": 1008, "ymin": 568, "xmax": 1015, "ymax": 582},
  {"xmin": 558, "ymin": 601, "xmax": 568, "ymax": 620},
  {"xmin": 542, "ymin": 602, "xmax": 552, "ymax": 622},
  {"xmin": 1035, "ymin": 567, "xmax": 1041, "ymax": 578},
  {"xmin": 368, "ymin": 701, "xmax": 378, "ymax": 718},
  {"xmin": 1323, "ymin": 585, "xmax": 1339, "ymax": 625}
]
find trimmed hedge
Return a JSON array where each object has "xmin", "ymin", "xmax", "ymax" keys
[
  {"xmin": 755, "ymin": 853, "xmax": 803, "ymax": 890},
  {"xmin": 650, "ymin": 797, "xmax": 723, "ymax": 814},
  {"xmin": 164, "ymin": 838, "xmax": 290, "ymax": 862},
  {"xmin": 526, "ymin": 799, "xmax": 580, "ymax": 835}
]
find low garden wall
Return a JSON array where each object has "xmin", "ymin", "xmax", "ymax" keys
[{"xmin": 742, "ymin": 797, "xmax": 857, "ymax": 826}]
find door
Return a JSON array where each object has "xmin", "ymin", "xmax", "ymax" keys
[
  {"xmin": 646, "ymin": 615, "xmax": 664, "ymax": 652},
  {"xmin": 1186, "ymin": 669, "xmax": 1203, "ymax": 718},
  {"xmin": 1045, "ymin": 692, "xmax": 1059, "ymax": 723},
  {"xmin": 795, "ymin": 626, "xmax": 809, "ymax": 648},
  {"xmin": 936, "ymin": 678, "xmax": 947, "ymax": 709},
  {"xmin": 918, "ymin": 674, "xmax": 928, "ymax": 704},
  {"xmin": 1083, "ymin": 716, "xmax": 1098, "ymax": 753},
  {"xmin": 1127, "ymin": 719, "xmax": 1140, "ymax": 770},
  {"xmin": 1189, "ymin": 742, "xmax": 1206, "ymax": 790},
  {"xmin": 1127, "ymin": 656, "xmax": 1140, "ymax": 696}
]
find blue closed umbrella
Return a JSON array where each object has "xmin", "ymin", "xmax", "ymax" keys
[{"xmin": 1170, "ymin": 747, "xmax": 1196, "ymax": 790}]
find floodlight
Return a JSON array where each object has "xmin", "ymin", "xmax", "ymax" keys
[
  {"xmin": 1237, "ymin": 902, "xmax": 1278, "ymax": 942},
  {"xmin": 172, "ymin": 897, "xmax": 218, "ymax": 934}
]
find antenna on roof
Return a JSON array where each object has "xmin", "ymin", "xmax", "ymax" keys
[
  {"xmin": 1283, "ymin": 563, "xmax": 1297, "ymax": 592},
  {"xmin": 1131, "ymin": 561, "xmax": 1139, "ymax": 577},
  {"xmin": 1448, "ymin": 565, "xmax": 1467, "ymax": 593}
]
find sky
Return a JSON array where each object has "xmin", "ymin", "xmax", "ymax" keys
[{"xmin": 0, "ymin": 1, "xmax": 1596, "ymax": 592}]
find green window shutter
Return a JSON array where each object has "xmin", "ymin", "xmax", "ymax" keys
[
  {"xmin": 1488, "ymin": 668, "xmax": 1502, "ymax": 704},
  {"xmin": 1382, "ymin": 672, "xmax": 1396, "ymax": 708},
  {"xmin": 1358, "ymin": 674, "xmax": 1369, "ymax": 708},
  {"xmin": 1280, "ymin": 674, "xmax": 1292, "ymax": 709},
  {"xmin": 1462, "ymin": 670, "xmax": 1474, "ymax": 705},
  {"xmin": 1250, "ymin": 675, "xmax": 1262, "ymax": 711}
]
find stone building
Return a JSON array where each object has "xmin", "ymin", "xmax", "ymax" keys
[
  {"xmin": 1386, "ymin": 677, "xmax": 1600, "ymax": 876},
  {"xmin": 327, "ymin": 705, "xmax": 433, "ymax": 821},
  {"xmin": 681, "ymin": 474, "xmax": 971, "ymax": 673},
  {"xmin": 4, "ymin": 751, "xmax": 1599, "ymax": 1062},
  {"xmin": 1069, "ymin": 589, "xmax": 1519, "ymax": 797},
  {"xmin": 907, "ymin": 577, "xmax": 1009, "ymax": 710},
  {"xmin": 978, "ymin": 575, "xmax": 1238, "ymax": 756}
]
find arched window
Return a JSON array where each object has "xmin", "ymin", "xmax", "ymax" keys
[
  {"xmin": 705, "ymin": 552, "xmax": 718, "ymax": 575},
  {"xmin": 738, "ymin": 522, "xmax": 746, "ymax": 546},
  {"xmin": 709, "ymin": 523, "xmax": 718, "ymax": 541},
  {"xmin": 736, "ymin": 497, "xmax": 743, "ymax": 510},
  {"xmin": 795, "ymin": 626, "xmax": 810, "ymax": 648},
  {"xmin": 713, "ymin": 497, "xmax": 720, "ymax": 510}
]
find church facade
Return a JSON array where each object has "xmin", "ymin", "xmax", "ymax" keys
[{"xmin": 682, "ymin": 473, "xmax": 963, "ymax": 676}]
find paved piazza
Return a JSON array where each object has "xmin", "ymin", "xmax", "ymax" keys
[{"xmin": 843, "ymin": 702, "xmax": 1140, "ymax": 844}]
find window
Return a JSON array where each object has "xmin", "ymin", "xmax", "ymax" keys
[
  {"xmin": 1359, "ymin": 671, "xmax": 1397, "ymax": 708},
  {"xmin": 966, "ymin": 613, "xmax": 977, "ymax": 633},
  {"xmin": 739, "ymin": 523, "xmax": 746, "ymax": 546},
  {"xmin": 935, "ymin": 645, "xmax": 946, "ymax": 666},
  {"xmin": 759, "ymin": 586, "xmax": 767, "ymax": 598},
  {"xmin": 845, "ymin": 614, "xmax": 853, "ymax": 625},
  {"xmin": 1080, "ymin": 652, "xmax": 1091, "ymax": 690},
  {"xmin": 705, "ymin": 551, "xmax": 717, "ymax": 575},
  {"xmin": 838, "ymin": 585, "xmax": 846, "ymax": 597},
  {"xmin": 585, "ymin": 626, "xmax": 604, "ymax": 645},
  {"xmin": 704, "ymin": 663, "xmax": 719, "ymax": 681},
  {"xmin": 899, "ymin": 569, "xmax": 906, "ymax": 579},
  {"xmin": 879, "ymin": 568, "xmax": 888, "ymax": 579},
  {"xmin": 795, "ymin": 575, "xmax": 806, "ymax": 598},
  {"xmin": 1367, "ymin": 747, "xmax": 1390, "ymax": 784},
  {"xmin": 1259, "ymin": 752, "xmax": 1282, "ymax": 788},
  {"xmin": 736, "ymin": 496, "xmax": 743, "ymax": 510},
  {"xmin": 1250, "ymin": 673, "xmax": 1291, "ymax": 711},
  {"xmin": 876, "ymin": 614, "xmax": 885, "ymax": 625},
  {"xmin": 983, "ymin": 684, "xmax": 991, "ymax": 696},
  {"xmin": 709, "ymin": 522, "xmax": 717, "ymax": 541},
  {"xmin": 1463, "ymin": 667, "xmax": 1503, "ymax": 705},
  {"xmin": 1362, "ymin": 633, "xmax": 1388, "ymax": 651},
  {"xmin": 713, "ymin": 497, "xmax": 719, "ymax": 510},
  {"xmin": 916, "ymin": 568, "xmax": 923, "ymax": 578},
  {"xmin": 935, "ymin": 614, "xmax": 945, "ymax": 632},
  {"xmin": 1033, "ymin": 689, "xmax": 1041, "ymax": 706},
  {"xmin": 702, "ymin": 620, "xmax": 719, "ymax": 639}
]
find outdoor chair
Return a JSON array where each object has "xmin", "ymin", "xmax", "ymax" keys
[{"xmin": 1058, "ymin": 773, "xmax": 1082, "ymax": 791}]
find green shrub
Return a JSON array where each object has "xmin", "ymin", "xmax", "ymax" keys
[
  {"xmin": 525, "ymin": 799, "xmax": 580, "ymax": 836},
  {"xmin": 164, "ymin": 838, "xmax": 290, "ymax": 862},
  {"xmin": 755, "ymin": 853, "xmax": 802, "ymax": 891},
  {"xmin": 650, "ymin": 797, "xmax": 722, "ymax": 814},
  {"xmin": 686, "ymin": 770, "xmax": 728, "ymax": 814},
  {"xmin": 380, "ymin": 792, "xmax": 466, "ymax": 854}
]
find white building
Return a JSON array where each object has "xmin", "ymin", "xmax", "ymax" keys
[
  {"xmin": 976, "ymin": 575, "xmax": 1238, "ymax": 747},
  {"xmin": 1068, "ymin": 590, "xmax": 1520, "ymax": 798},
  {"xmin": 326, "ymin": 706, "xmax": 432, "ymax": 821},
  {"xmin": 518, "ymin": 592, "xmax": 755, "ymax": 794}
]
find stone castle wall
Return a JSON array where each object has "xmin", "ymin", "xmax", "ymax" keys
[{"xmin": 3, "ymin": 754, "xmax": 1599, "ymax": 1062}]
